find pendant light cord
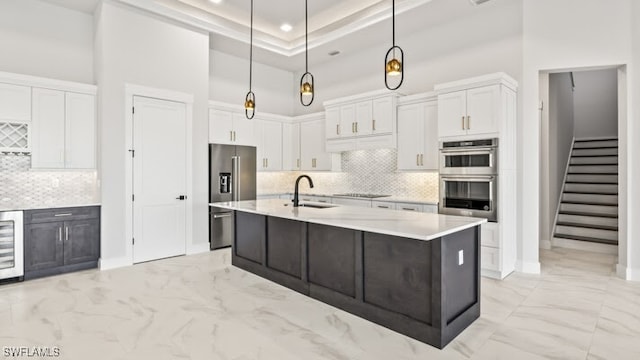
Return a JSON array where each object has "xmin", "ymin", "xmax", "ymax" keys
[
  {"xmin": 249, "ymin": 0, "xmax": 253, "ymax": 92},
  {"xmin": 392, "ymin": 0, "xmax": 395, "ymax": 47},
  {"xmin": 305, "ymin": 0, "xmax": 308, "ymax": 72}
]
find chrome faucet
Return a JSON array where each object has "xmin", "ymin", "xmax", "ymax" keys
[{"xmin": 292, "ymin": 175, "xmax": 314, "ymax": 207}]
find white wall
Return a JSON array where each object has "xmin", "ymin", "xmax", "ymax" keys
[
  {"xmin": 522, "ymin": 0, "xmax": 633, "ymax": 275},
  {"xmin": 0, "ymin": 0, "xmax": 93, "ymax": 83},
  {"xmin": 293, "ymin": 0, "xmax": 523, "ymax": 115},
  {"xmin": 210, "ymin": 50, "xmax": 295, "ymax": 116},
  {"xmin": 573, "ymin": 69, "xmax": 618, "ymax": 138},
  {"xmin": 543, "ymin": 73, "xmax": 575, "ymax": 242},
  {"xmin": 629, "ymin": 1, "xmax": 640, "ymax": 280},
  {"xmin": 95, "ymin": 2, "xmax": 210, "ymax": 266}
]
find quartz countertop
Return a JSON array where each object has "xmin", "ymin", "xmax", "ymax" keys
[
  {"xmin": 259, "ymin": 193, "xmax": 438, "ymax": 206},
  {"xmin": 0, "ymin": 202, "xmax": 101, "ymax": 212},
  {"xmin": 210, "ymin": 199, "xmax": 485, "ymax": 241}
]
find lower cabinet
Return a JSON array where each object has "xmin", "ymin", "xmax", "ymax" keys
[{"xmin": 24, "ymin": 206, "xmax": 100, "ymax": 279}]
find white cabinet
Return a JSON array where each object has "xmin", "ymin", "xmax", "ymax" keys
[
  {"xmin": 300, "ymin": 119, "xmax": 340, "ymax": 171},
  {"xmin": 324, "ymin": 92, "xmax": 397, "ymax": 152},
  {"xmin": 395, "ymin": 202, "xmax": 423, "ymax": 212},
  {"xmin": 31, "ymin": 88, "xmax": 95, "ymax": 169},
  {"xmin": 208, "ymin": 109, "xmax": 254, "ymax": 146},
  {"xmin": 325, "ymin": 107, "xmax": 340, "ymax": 139},
  {"xmin": 371, "ymin": 201, "xmax": 395, "ymax": 210},
  {"xmin": 437, "ymin": 85, "xmax": 500, "ymax": 138},
  {"xmin": 254, "ymin": 119, "xmax": 282, "ymax": 171},
  {"xmin": 282, "ymin": 122, "xmax": 300, "ymax": 171},
  {"xmin": 422, "ymin": 204, "xmax": 438, "ymax": 213},
  {"xmin": 397, "ymin": 99, "xmax": 438, "ymax": 171},
  {"xmin": 0, "ymin": 82, "xmax": 31, "ymax": 122},
  {"xmin": 299, "ymin": 195, "xmax": 331, "ymax": 203},
  {"xmin": 65, "ymin": 92, "xmax": 96, "ymax": 169}
]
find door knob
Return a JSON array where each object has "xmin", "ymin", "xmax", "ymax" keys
[{"xmin": 176, "ymin": 195, "xmax": 187, "ymax": 200}]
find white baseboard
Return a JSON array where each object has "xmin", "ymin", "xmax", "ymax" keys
[
  {"xmin": 540, "ymin": 239, "xmax": 552, "ymax": 250},
  {"xmin": 516, "ymin": 260, "xmax": 541, "ymax": 274},
  {"xmin": 187, "ymin": 242, "xmax": 210, "ymax": 255},
  {"xmin": 552, "ymin": 237, "xmax": 618, "ymax": 254},
  {"xmin": 99, "ymin": 256, "xmax": 132, "ymax": 270},
  {"xmin": 616, "ymin": 264, "xmax": 640, "ymax": 281},
  {"xmin": 481, "ymin": 268, "xmax": 512, "ymax": 280}
]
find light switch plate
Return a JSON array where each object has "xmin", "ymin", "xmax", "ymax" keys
[{"xmin": 458, "ymin": 250, "xmax": 464, "ymax": 265}]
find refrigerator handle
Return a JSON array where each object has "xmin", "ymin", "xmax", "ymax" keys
[{"xmin": 232, "ymin": 156, "xmax": 240, "ymax": 201}]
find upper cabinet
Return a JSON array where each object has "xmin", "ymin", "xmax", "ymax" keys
[
  {"xmin": 437, "ymin": 85, "xmax": 500, "ymax": 138},
  {"xmin": 208, "ymin": 108, "xmax": 254, "ymax": 146},
  {"xmin": 282, "ymin": 122, "xmax": 301, "ymax": 171},
  {"xmin": 31, "ymin": 88, "xmax": 96, "ymax": 169},
  {"xmin": 254, "ymin": 119, "xmax": 283, "ymax": 171},
  {"xmin": 0, "ymin": 82, "xmax": 31, "ymax": 122},
  {"xmin": 300, "ymin": 119, "xmax": 340, "ymax": 171},
  {"xmin": 323, "ymin": 91, "xmax": 398, "ymax": 152},
  {"xmin": 397, "ymin": 95, "xmax": 438, "ymax": 171}
]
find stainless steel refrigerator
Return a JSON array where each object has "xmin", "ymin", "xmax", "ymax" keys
[{"xmin": 209, "ymin": 144, "xmax": 257, "ymax": 250}]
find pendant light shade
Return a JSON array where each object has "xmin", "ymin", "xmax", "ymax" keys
[
  {"xmin": 245, "ymin": 0, "xmax": 256, "ymax": 119},
  {"xmin": 384, "ymin": 0, "xmax": 404, "ymax": 90},
  {"xmin": 299, "ymin": 0, "xmax": 314, "ymax": 106}
]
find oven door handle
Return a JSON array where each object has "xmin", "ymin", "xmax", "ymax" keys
[
  {"xmin": 440, "ymin": 175, "xmax": 496, "ymax": 182},
  {"xmin": 439, "ymin": 147, "xmax": 496, "ymax": 153}
]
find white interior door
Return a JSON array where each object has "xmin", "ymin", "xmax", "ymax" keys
[{"xmin": 133, "ymin": 96, "xmax": 187, "ymax": 263}]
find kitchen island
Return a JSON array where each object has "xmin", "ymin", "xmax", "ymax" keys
[{"xmin": 210, "ymin": 199, "xmax": 486, "ymax": 349}]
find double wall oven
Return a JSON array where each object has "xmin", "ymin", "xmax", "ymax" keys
[{"xmin": 439, "ymin": 139, "xmax": 498, "ymax": 222}]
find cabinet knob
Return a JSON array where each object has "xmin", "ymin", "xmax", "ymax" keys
[{"xmin": 176, "ymin": 195, "xmax": 187, "ymax": 200}]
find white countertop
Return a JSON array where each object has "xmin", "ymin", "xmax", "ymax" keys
[
  {"xmin": 0, "ymin": 202, "xmax": 101, "ymax": 212},
  {"xmin": 210, "ymin": 199, "xmax": 485, "ymax": 241},
  {"xmin": 260, "ymin": 193, "xmax": 438, "ymax": 206}
]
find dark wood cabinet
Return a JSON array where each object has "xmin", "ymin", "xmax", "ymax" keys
[{"xmin": 24, "ymin": 206, "xmax": 100, "ymax": 279}]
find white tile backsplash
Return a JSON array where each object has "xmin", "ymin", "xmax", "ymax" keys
[
  {"xmin": 257, "ymin": 149, "xmax": 439, "ymax": 202},
  {"xmin": 0, "ymin": 154, "xmax": 99, "ymax": 210}
]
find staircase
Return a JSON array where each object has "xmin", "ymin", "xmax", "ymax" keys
[{"xmin": 554, "ymin": 138, "xmax": 618, "ymax": 247}]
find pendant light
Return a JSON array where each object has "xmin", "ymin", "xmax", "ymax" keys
[
  {"xmin": 244, "ymin": 0, "xmax": 256, "ymax": 119},
  {"xmin": 299, "ymin": 0, "xmax": 314, "ymax": 106},
  {"xmin": 384, "ymin": 0, "xmax": 404, "ymax": 90}
]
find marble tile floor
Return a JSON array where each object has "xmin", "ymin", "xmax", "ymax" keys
[{"xmin": 1, "ymin": 247, "xmax": 639, "ymax": 360}]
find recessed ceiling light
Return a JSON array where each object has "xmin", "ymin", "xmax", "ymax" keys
[
  {"xmin": 280, "ymin": 23, "xmax": 292, "ymax": 32},
  {"xmin": 209, "ymin": 0, "xmax": 222, "ymax": 4}
]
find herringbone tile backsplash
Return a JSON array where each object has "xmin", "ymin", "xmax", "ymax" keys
[
  {"xmin": 0, "ymin": 154, "xmax": 99, "ymax": 209},
  {"xmin": 258, "ymin": 149, "xmax": 439, "ymax": 202}
]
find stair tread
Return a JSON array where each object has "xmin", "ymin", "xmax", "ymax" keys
[
  {"xmin": 556, "ymin": 221, "xmax": 618, "ymax": 231},
  {"xmin": 553, "ymin": 233, "xmax": 618, "ymax": 245},
  {"xmin": 559, "ymin": 211, "xmax": 618, "ymax": 218},
  {"xmin": 563, "ymin": 192, "xmax": 618, "ymax": 195},
  {"xmin": 561, "ymin": 201, "xmax": 618, "ymax": 206}
]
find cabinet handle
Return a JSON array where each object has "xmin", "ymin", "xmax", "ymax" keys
[
  {"xmin": 336, "ymin": 124, "xmax": 340, "ymax": 135},
  {"xmin": 462, "ymin": 116, "xmax": 465, "ymax": 130},
  {"xmin": 377, "ymin": 205, "xmax": 389, "ymax": 209},
  {"xmin": 420, "ymin": 154, "xmax": 424, "ymax": 166},
  {"xmin": 416, "ymin": 154, "xmax": 420, "ymax": 166},
  {"xmin": 54, "ymin": 213, "xmax": 73, "ymax": 217},
  {"xmin": 65, "ymin": 226, "xmax": 69, "ymax": 242},
  {"xmin": 402, "ymin": 208, "xmax": 416, "ymax": 211},
  {"xmin": 58, "ymin": 227, "xmax": 62, "ymax": 243},
  {"xmin": 467, "ymin": 116, "xmax": 471, "ymax": 130},
  {"xmin": 297, "ymin": 159, "xmax": 300, "ymax": 168},
  {"xmin": 313, "ymin": 158, "xmax": 316, "ymax": 168},
  {"xmin": 233, "ymin": 131, "xmax": 237, "ymax": 141},
  {"xmin": 373, "ymin": 119, "xmax": 376, "ymax": 131},
  {"xmin": 230, "ymin": 131, "xmax": 233, "ymax": 141},
  {"xmin": 355, "ymin": 122, "xmax": 358, "ymax": 133},
  {"xmin": 266, "ymin": 158, "xmax": 268, "ymax": 168}
]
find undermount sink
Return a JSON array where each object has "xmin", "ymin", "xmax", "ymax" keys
[{"xmin": 284, "ymin": 202, "xmax": 336, "ymax": 209}]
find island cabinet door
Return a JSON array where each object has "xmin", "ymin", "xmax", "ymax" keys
[
  {"xmin": 234, "ymin": 212, "xmax": 265, "ymax": 264},
  {"xmin": 362, "ymin": 233, "xmax": 433, "ymax": 324},
  {"xmin": 307, "ymin": 224, "xmax": 358, "ymax": 298},
  {"xmin": 266, "ymin": 217, "xmax": 305, "ymax": 279}
]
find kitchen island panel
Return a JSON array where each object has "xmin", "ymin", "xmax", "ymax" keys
[
  {"xmin": 308, "ymin": 223, "xmax": 358, "ymax": 298},
  {"xmin": 234, "ymin": 211, "xmax": 265, "ymax": 264},
  {"xmin": 266, "ymin": 217, "xmax": 304, "ymax": 278},
  {"xmin": 363, "ymin": 232, "xmax": 433, "ymax": 324}
]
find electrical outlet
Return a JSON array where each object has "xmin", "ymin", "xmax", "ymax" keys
[{"xmin": 458, "ymin": 250, "xmax": 464, "ymax": 266}]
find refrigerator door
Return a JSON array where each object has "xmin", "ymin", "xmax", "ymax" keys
[
  {"xmin": 235, "ymin": 145, "xmax": 257, "ymax": 201},
  {"xmin": 210, "ymin": 207, "xmax": 233, "ymax": 249},
  {"xmin": 209, "ymin": 144, "xmax": 236, "ymax": 203}
]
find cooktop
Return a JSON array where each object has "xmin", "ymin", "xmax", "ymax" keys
[{"xmin": 332, "ymin": 193, "xmax": 391, "ymax": 199}]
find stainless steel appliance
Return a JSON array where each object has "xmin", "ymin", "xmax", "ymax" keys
[
  {"xmin": 439, "ymin": 138, "xmax": 498, "ymax": 222},
  {"xmin": 209, "ymin": 144, "xmax": 257, "ymax": 250},
  {"xmin": 439, "ymin": 176, "xmax": 497, "ymax": 221},
  {"xmin": 439, "ymin": 138, "xmax": 498, "ymax": 175},
  {"xmin": 0, "ymin": 210, "xmax": 24, "ymax": 281}
]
